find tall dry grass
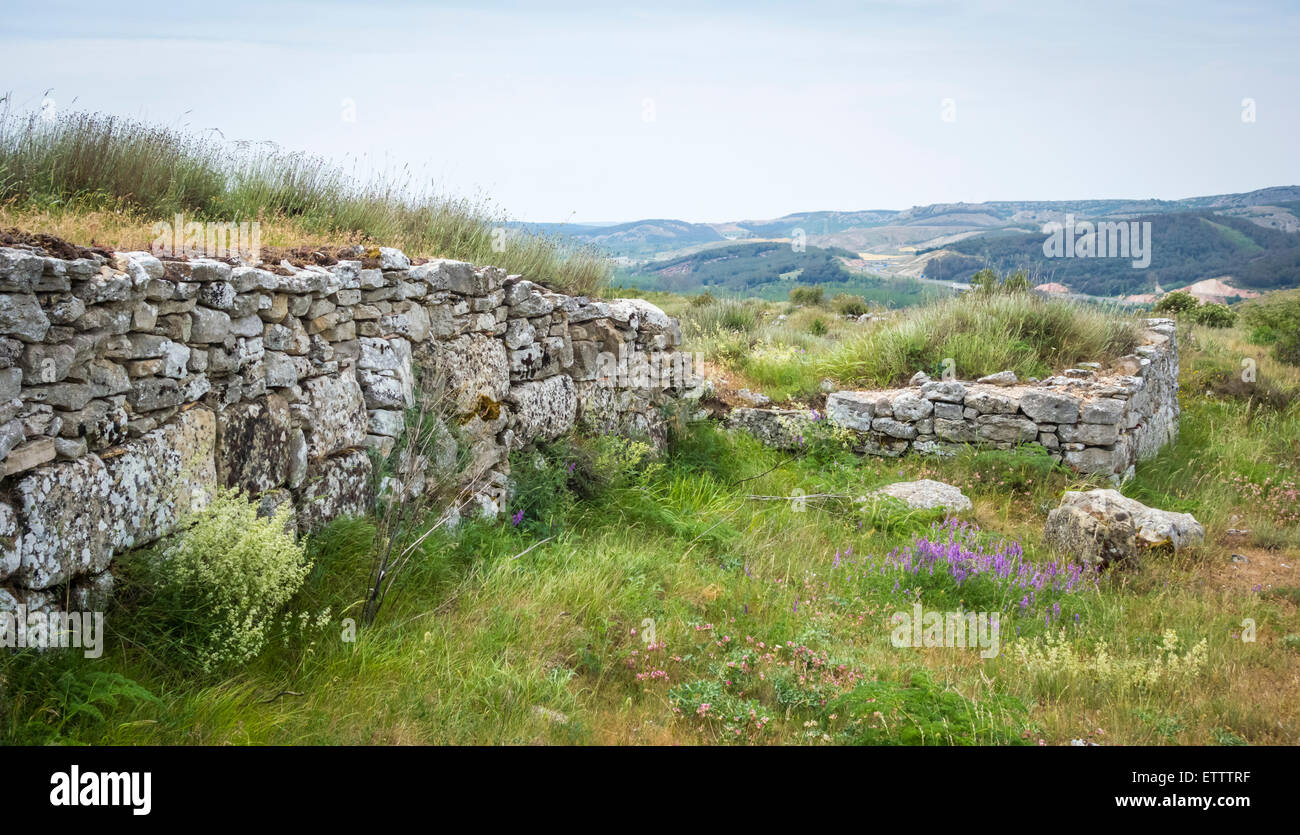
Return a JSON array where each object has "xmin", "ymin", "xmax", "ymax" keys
[
  {"xmin": 0, "ymin": 106, "xmax": 609, "ymax": 294},
  {"xmin": 819, "ymin": 292, "xmax": 1143, "ymax": 386}
]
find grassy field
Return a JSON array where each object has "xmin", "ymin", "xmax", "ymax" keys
[
  {"xmin": 0, "ymin": 107, "xmax": 609, "ymax": 295},
  {"xmin": 3, "ymin": 301, "xmax": 1297, "ymax": 746}
]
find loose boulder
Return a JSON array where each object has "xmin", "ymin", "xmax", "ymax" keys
[
  {"xmin": 1044, "ymin": 489, "xmax": 1203, "ymax": 568},
  {"xmin": 869, "ymin": 479, "xmax": 972, "ymax": 512}
]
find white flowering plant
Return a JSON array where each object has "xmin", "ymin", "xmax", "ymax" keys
[{"xmin": 122, "ymin": 489, "xmax": 312, "ymax": 674}]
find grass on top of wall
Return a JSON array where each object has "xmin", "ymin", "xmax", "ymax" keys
[
  {"xmin": 0, "ymin": 106, "xmax": 610, "ymax": 296},
  {"xmin": 818, "ymin": 292, "xmax": 1143, "ymax": 387}
]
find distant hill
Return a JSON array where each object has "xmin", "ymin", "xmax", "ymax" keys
[
  {"xmin": 922, "ymin": 211, "xmax": 1300, "ymax": 297},
  {"xmin": 536, "ymin": 186, "xmax": 1300, "ymax": 299},
  {"xmin": 513, "ymin": 219, "xmax": 725, "ymax": 258},
  {"xmin": 619, "ymin": 241, "xmax": 931, "ymax": 306}
]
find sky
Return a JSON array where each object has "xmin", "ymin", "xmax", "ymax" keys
[{"xmin": 2, "ymin": 0, "xmax": 1297, "ymax": 223}]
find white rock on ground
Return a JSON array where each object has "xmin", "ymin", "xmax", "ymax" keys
[
  {"xmin": 1044, "ymin": 488, "xmax": 1204, "ymax": 568},
  {"xmin": 870, "ymin": 479, "xmax": 972, "ymax": 512}
]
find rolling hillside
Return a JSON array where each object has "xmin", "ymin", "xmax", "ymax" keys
[
  {"xmin": 538, "ymin": 187, "xmax": 1300, "ymax": 298},
  {"xmin": 542, "ymin": 186, "xmax": 1300, "ymax": 300},
  {"xmin": 923, "ymin": 212, "xmax": 1300, "ymax": 297},
  {"xmin": 619, "ymin": 240, "xmax": 931, "ymax": 305}
]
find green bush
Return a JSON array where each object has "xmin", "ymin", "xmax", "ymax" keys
[
  {"xmin": 1243, "ymin": 295, "xmax": 1300, "ymax": 366},
  {"xmin": 809, "ymin": 317, "xmax": 828, "ymax": 336},
  {"xmin": 970, "ymin": 268, "xmax": 1031, "ymax": 295},
  {"xmin": 789, "ymin": 286, "xmax": 824, "ymax": 306},
  {"xmin": 719, "ymin": 302, "xmax": 760, "ymax": 333},
  {"xmin": 1153, "ymin": 291, "xmax": 1200, "ymax": 315},
  {"xmin": 1191, "ymin": 302, "xmax": 1237, "ymax": 328},
  {"xmin": 830, "ymin": 669, "xmax": 1029, "ymax": 745},
  {"xmin": 120, "ymin": 489, "xmax": 312, "ymax": 674},
  {"xmin": 0, "ymin": 656, "xmax": 161, "ymax": 745},
  {"xmin": 832, "ymin": 293, "xmax": 870, "ymax": 316},
  {"xmin": 508, "ymin": 435, "xmax": 663, "ymax": 533}
]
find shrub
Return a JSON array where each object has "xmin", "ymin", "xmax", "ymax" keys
[
  {"xmin": 789, "ymin": 285, "xmax": 824, "ymax": 306},
  {"xmin": 507, "ymin": 435, "xmax": 663, "ymax": 532},
  {"xmin": 970, "ymin": 268, "xmax": 1031, "ymax": 295},
  {"xmin": 809, "ymin": 317, "xmax": 828, "ymax": 336},
  {"xmin": 1153, "ymin": 291, "xmax": 1199, "ymax": 315},
  {"xmin": 1191, "ymin": 302, "xmax": 1237, "ymax": 328},
  {"xmin": 1001, "ymin": 270, "xmax": 1032, "ymax": 293},
  {"xmin": 830, "ymin": 669, "xmax": 1029, "ymax": 745},
  {"xmin": 690, "ymin": 291, "xmax": 717, "ymax": 307},
  {"xmin": 0, "ymin": 657, "xmax": 161, "ymax": 745},
  {"xmin": 1243, "ymin": 294, "xmax": 1300, "ymax": 366},
  {"xmin": 1017, "ymin": 629, "xmax": 1209, "ymax": 695},
  {"xmin": 120, "ymin": 489, "xmax": 312, "ymax": 674},
  {"xmin": 832, "ymin": 293, "xmax": 870, "ymax": 316},
  {"xmin": 719, "ymin": 302, "xmax": 760, "ymax": 333}
]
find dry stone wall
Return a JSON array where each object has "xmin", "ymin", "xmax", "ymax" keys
[
  {"xmin": 0, "ymin": 242, "xmax": 697, "ymax": 609},
  {"xmin": 728, "ymin": 318, "xmax": 1181, "ymax": 483}
]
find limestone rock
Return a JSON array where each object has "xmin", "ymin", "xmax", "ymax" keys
[
  {"xmin": 1020, "ymin": 389, "xmax": 1081, "ymax": 424},
  {"xmin": 508, "ymin": 375, "xmax": 577, "ymax": 442},
  {"xmin": 296, "ymin": 449, "xmax": 374, "ymax": 534},
  {"xmin": 216, "ymin": 396, "xmax": 292, "ymax": 495},
  {"xmin": 873, "ymin": 417, "xmax": 918, "ymax": 440},
  {"xmin": 0, "ymin": 293, "xmax": 51, "ymax": 342},
  {"xmin": 725, "ymin": 408, "xmax": 814, "ymax": 449},
  {"xmin": 425, "ymin": 333, "xmax": 509, "ymax": 416},
  {"xmin": 826, "ymin": 391, "xmax": 892, "ymax": 432},
  {"xmin": 891, "ymin": 392, "xmax": 933, "ymax": 421},
  {"xmin": 977, "ymin": 370, "xmax": 1018, "ymax": 386},
  {"xmin": 871, "ymin": 479, "xmax": 972, "ymax": 512},
  {"xmin": 920, "ymin": 380, "xmax": 965, "ymax": 402},
  {"xmin": 976, "ymin": 414, "xmax": 1039, "ymax": 444},
  {"xmin": 1080, "ymin": 398, "xmax": 1126, "ymax": 424},
  {"xmin": 964, "ymin": 387, "xmax": 1020, "ymax": 415},
  {"xmin": 1044, "ymin": 489, "xmax": 1203, "ymax": 568},
  {"xmin": 300, "ymin": 372, "xmax": 367, "ymax": 458},
  {"xmin": 11, "ymin": 408, "xmax": 216, "ymax": 588}
]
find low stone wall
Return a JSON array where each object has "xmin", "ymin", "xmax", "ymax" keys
[
  {"xmin": 0, "ymin": 242, "xmax": 697, "ymax": 608},
  {"xmin": 728, "ymin": 318, "xmax": 1180, "ymax": 482}
]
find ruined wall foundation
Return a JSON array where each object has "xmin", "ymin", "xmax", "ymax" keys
[
  {"xmin": 727, "ymin": 318, "xmax": 1181, "ymax": 482},
  {"xmin": 0, "ymin": 243, "xmax": 698, "ymax": 612}
]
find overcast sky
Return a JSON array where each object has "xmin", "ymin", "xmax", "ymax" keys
[{"xmin": 3, "ymin": 0, "xmax": 1297, "ymax": 222}]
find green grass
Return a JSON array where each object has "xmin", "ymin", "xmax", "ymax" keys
[
  {"xmin": 0, "ymin": 106, "xmax": 609, "ymax": 295},
  {"xmin": 2, "ymin": 266, "xmax": 1298, "ymax": 747},
  {"xmin": 4, "ymin": 332, "xmax": 1298, "ymax": 745},
  {"xmin": 819, "ymin": 292, "xmax": 1143, "ymax": 387},
  {"xmin": 672, "ymin": 289, "xmax": 1144, "ymax": 404}
]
